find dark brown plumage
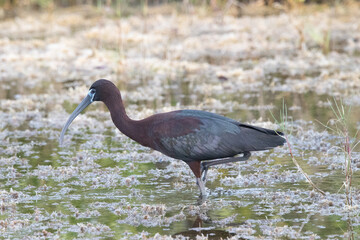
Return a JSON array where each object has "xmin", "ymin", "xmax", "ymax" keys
[{"xmin": 60, "ymin": 79, "xmax": 285, "ymax": 196}]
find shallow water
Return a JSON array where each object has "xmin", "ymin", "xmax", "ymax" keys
[
  {"xmin": 1, "ymin": 87, "xmax": 359, "ymax": 239},
  {"xmin": 1, "ymin": 7, "xmax": 360, "ymax": 239}
]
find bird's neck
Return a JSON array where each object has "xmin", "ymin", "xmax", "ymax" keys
[{"xmin": 103, "ymin": 92, "xmax": 147, "ymax": 146}]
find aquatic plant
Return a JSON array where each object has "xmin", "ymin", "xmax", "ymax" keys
[
  {"xmin": 315, "ymin": 98, "xmax": 360, "ymax": 240},
  {"xmin": 318, "ymin": 99, "xmax": 360, "ymax": 206},
  {"xmin": 270, "ymin": 99, "xmax": 326, "ymax": 196}
]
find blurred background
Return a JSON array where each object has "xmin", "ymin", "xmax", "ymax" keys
[{"xmin": 1, "ymin": 0, "xmax": 359, "ymax": 17}]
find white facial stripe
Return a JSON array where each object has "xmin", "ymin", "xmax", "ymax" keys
[{"xmin": 88, "ymin": 89, "xmax": 96, "ymax": 102}]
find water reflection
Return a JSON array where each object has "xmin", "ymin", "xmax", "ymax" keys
[{"xmin": 173, "ymin": 215, "xmax": 237, "ymax": 240}]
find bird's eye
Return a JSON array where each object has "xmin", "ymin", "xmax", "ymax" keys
[{"xmin": 88, "ymin": 89, "xmax": 96, "ymax": 102}]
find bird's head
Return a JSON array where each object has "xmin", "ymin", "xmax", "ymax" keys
[{"xmin": 59, "ymin": 79, "xmax": 117, "ymax": 145}]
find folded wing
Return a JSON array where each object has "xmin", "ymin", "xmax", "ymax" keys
[{"xmin": 149, "ymin": 110, "xmax": 285, "ymax": 162}]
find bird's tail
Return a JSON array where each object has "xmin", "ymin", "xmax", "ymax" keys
[{"xmin": 239, "ymin": 123, "xmax": 286, "ymax": 151}]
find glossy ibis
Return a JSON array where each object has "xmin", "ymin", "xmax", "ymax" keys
[{"xmin": 59, "ymin": 79, "xmax": 285, "ymax": 196}]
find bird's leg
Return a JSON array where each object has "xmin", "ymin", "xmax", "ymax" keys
[
  {"xmin": 186, "ymin": 161, "xmax": 208, "ymax": 197},
  {"xmin": 200, "ymin": 164, "xmax": 209, "ymax": 184},
  {"xmin": 196, "ymin": 178, "xmax": 207, "ymax": 197},
  {"xmin": 201, "ymin": 151, "xmax": 251, "ymax": 182}
]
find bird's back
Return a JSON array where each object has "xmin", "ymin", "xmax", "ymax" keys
[{"xmin": 145, "ymin": 110, "xmax": 285, "ymax": 161}]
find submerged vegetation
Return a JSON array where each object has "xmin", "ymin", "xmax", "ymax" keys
[{"xmin": 0, "ymin": 0, "xmax": 360, "ymax": 239}]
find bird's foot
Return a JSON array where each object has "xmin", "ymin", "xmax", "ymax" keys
[{"xmin": 197, "ymin": 193, "xmax": 207, "ymax": 205}]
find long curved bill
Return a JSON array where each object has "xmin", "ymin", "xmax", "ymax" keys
[{"xmin": 59, "ymin": 92, "xmax": 93, "ymax": 146}]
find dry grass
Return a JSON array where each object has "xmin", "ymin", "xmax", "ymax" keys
[{"xmin": 2, "ymin": 0, "xmax": 360, "ymax": 19}]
